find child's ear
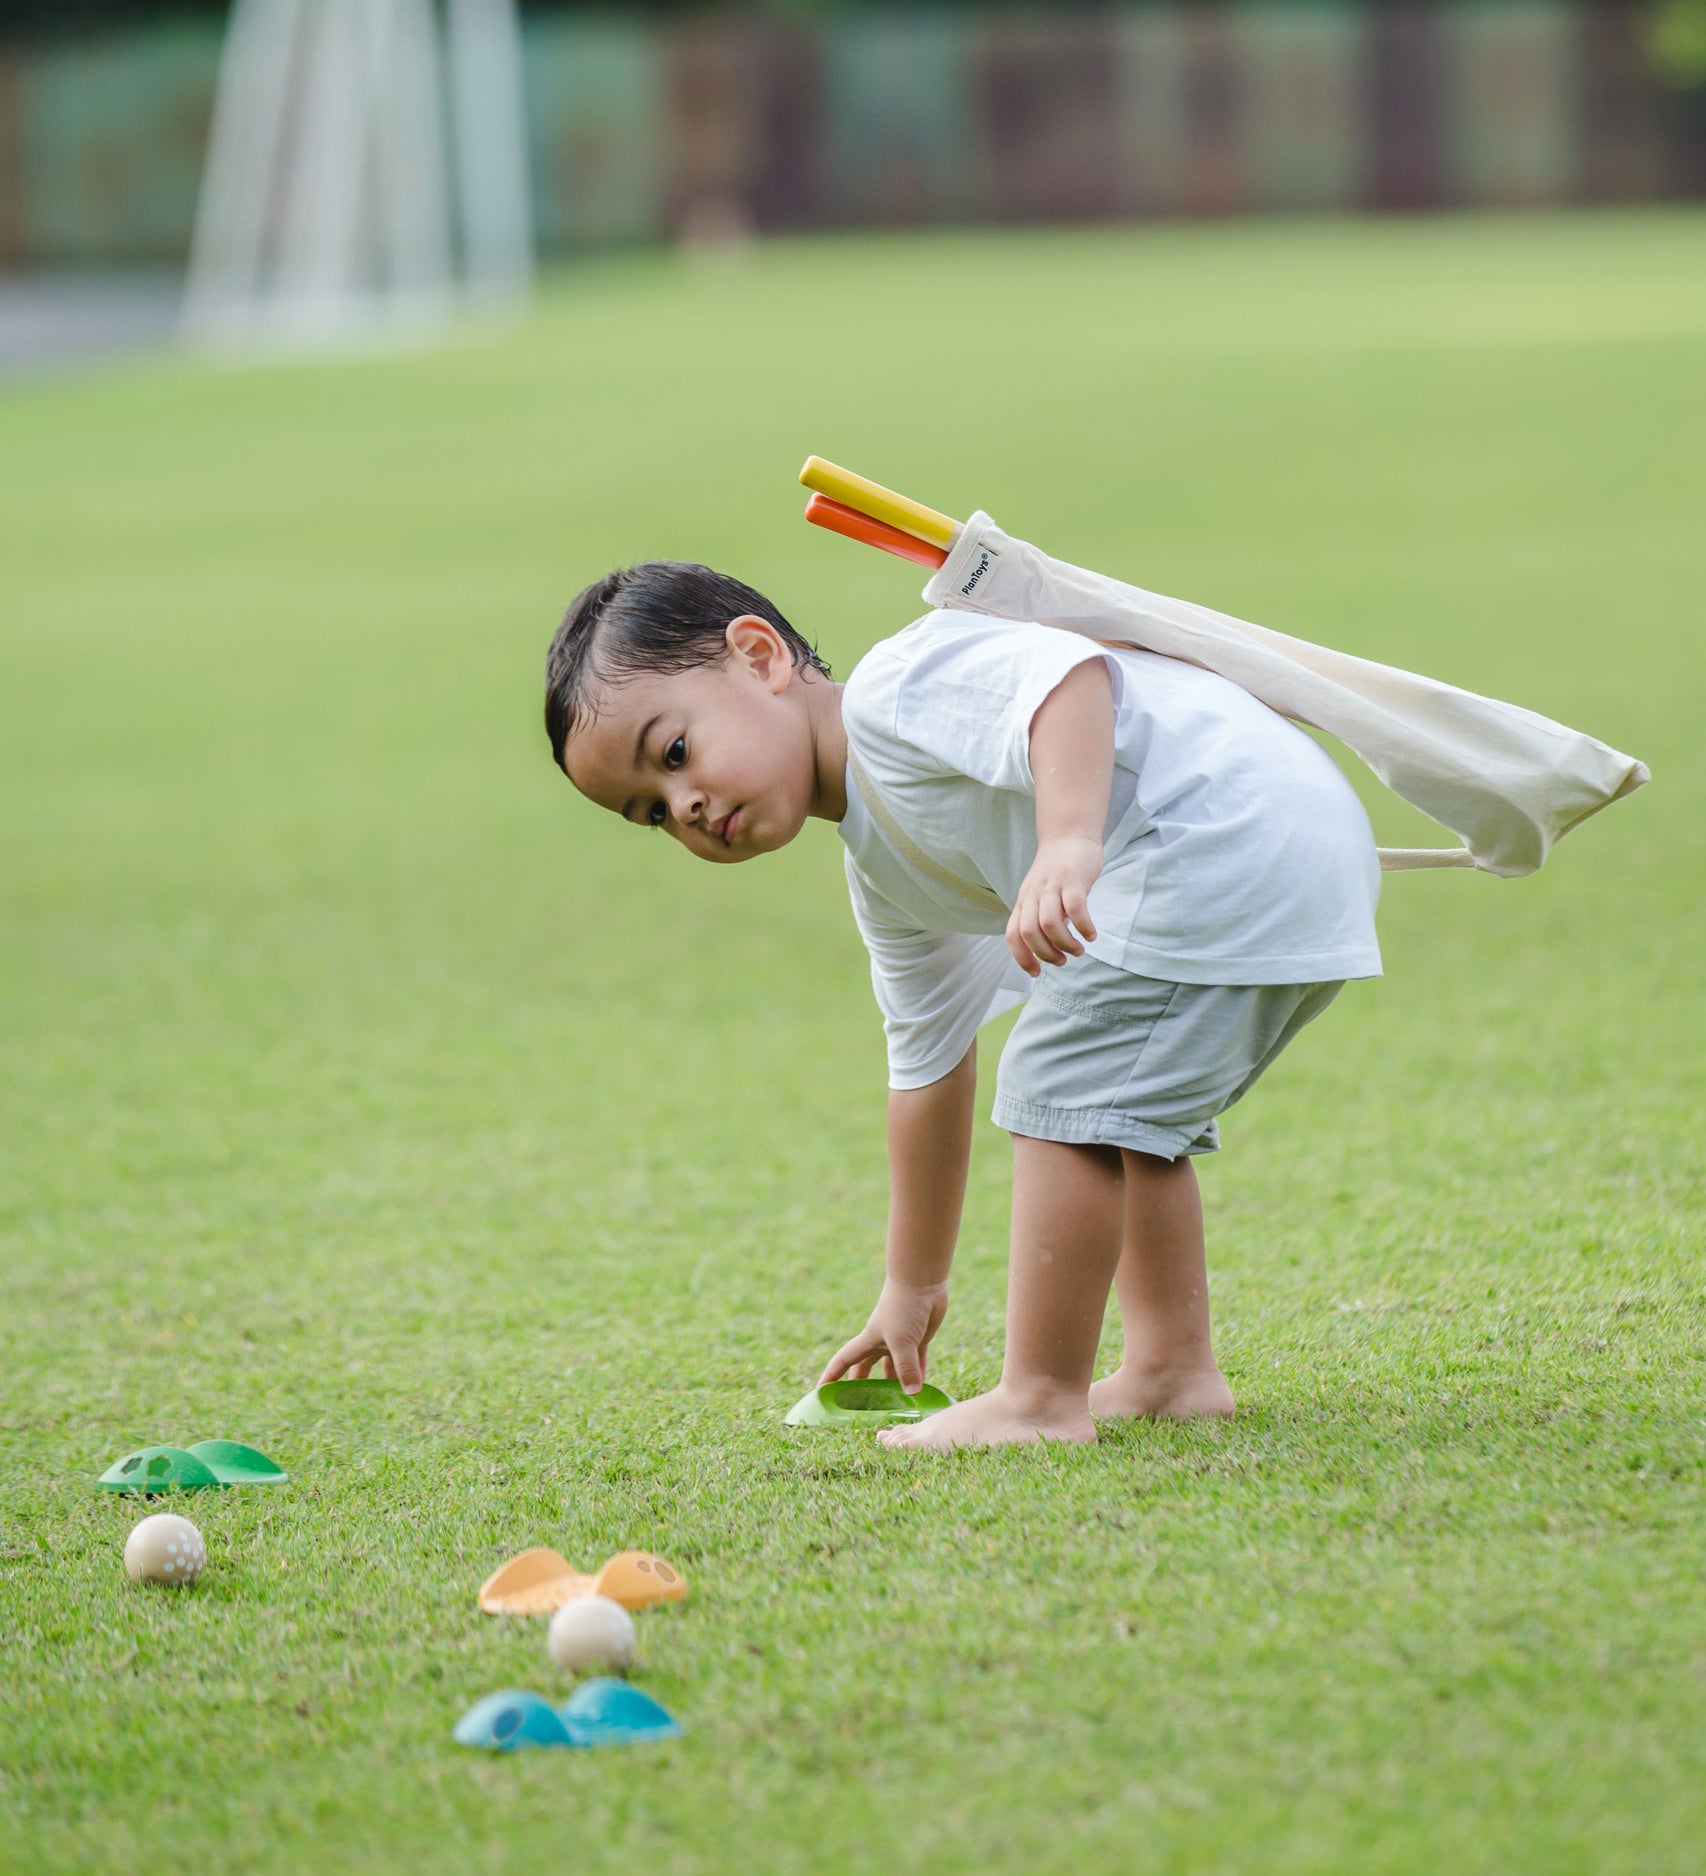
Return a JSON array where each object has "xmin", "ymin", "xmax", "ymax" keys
[{"xmin": 725, "ymin": 614, "xmax": 791, "ymax": 692}]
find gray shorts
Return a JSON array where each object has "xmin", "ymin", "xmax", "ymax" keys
[{"xmin": 991, "ymin": 955, "xmax": 1344, "ymax": 1161}]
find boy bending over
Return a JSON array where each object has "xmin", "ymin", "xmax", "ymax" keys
[{"xmin": 545, "ymin": 561, "xmax": 1380, "ymax": 1450}]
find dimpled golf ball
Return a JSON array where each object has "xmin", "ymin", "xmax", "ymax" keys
[
  {"xmin": 124, "ymin": 1512, "xmax": 207, "ymax": 1587},
  {"xmin": 547, "ymin": 1594, "xmax": 636, "ymax": 1674}
]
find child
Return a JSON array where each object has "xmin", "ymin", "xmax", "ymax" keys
[{"xmin": 545, "ymin": 559, "xmax": 1381, "ymax": 1450}]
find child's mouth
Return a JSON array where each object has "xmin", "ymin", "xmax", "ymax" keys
[{"xmin": 717, "ymin": 809, "xmax": 740, "ymax": 845}]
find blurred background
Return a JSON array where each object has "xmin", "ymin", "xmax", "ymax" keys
[{"xmin": 4, "ymin": 0, "xmax": 1706, "ymax": 371}]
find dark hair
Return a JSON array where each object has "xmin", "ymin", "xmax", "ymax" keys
[{"xmin": 544, "ymin": 561, "xmax": 831, "ymax": 774}]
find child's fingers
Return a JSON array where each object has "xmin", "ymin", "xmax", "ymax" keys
[
  {"xmin": 1038, "ymin": 888, "xmax": 1083, "ymax": 958},
  {"xmin": 1064, "ymin": 886, "xmax": 1097, "ymax": 943},
  {"xmin": 1005, "ymin": 909, "xmax": 1041, "ymax": 977},
  {"xmin": 1019, "ymin": 894, "xmax": 1070, "ymax": 967},
  {"xmin": 890, "ymin": 1346, "xmax": 925, "ymax": 1395},
  {"xmin": 819, "ymin": 1329, "xmax": 882, "ymax": 1386}
]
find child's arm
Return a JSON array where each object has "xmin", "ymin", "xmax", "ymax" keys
[
  {"xmin": 819, "ymin": 656, "xmax": 1115, "ymax": 1393},
  {"xmin": 818, "ymin": 1040, "xmax": 977, "ymax": 1394},
  {"xmin": 1007, "ymin": 657, "xmax": 1115, "ymax": 977}
]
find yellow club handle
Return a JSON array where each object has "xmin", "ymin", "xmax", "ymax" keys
[{"xmin": 798, "ymin": 456, "xmax": 959, "ymax": 550}]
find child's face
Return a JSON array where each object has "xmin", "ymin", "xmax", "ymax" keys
[{"xmin": 561, "ymin": 616, "xmax": 828, "ymax": 864}]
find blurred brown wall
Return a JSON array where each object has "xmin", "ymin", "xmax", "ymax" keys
[{"xmin": 1, "ymin": 3, "xmax": 1701, "ymax": 269}]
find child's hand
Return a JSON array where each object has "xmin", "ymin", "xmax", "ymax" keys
[
  {"xmin": 1007, "ymin": 834, "xmax": 1101, "ymax": 977},
  {"xmin": 818, "ymin": 1278, "xmax": 948, "ymax": 1397}
]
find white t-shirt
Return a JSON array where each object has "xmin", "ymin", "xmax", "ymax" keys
[{"xmin": 839, "ymin": 610, "xmax": 1382, "ymax": 1089}]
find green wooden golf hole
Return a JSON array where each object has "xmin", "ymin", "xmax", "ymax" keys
[
  {"xmin": 97, "ymin": 1439, "xmax": 288, "ymax": 1493},
  {"xmin": 783, "ymin": 1379, "xmax": 954, "ymax": 1428}
]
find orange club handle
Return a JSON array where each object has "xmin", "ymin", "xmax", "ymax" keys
[{"xmin": 803, "ymin": 493, "xmax": 949, "ymax": 570}]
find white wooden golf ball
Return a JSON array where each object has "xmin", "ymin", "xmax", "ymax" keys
[
  {"xmin": 547, "ymin": 1594, "xmax": 636, "ymax": 1674},
  {"xmin": 124, "ymin": 1513, "xmax": 207, "ymax": 1587}
]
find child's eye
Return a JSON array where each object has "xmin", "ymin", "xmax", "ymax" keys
[
  {"xmin": 646, "ymin": 800, "xmax": 667, "ymax": 828},
  {"xmin": 663, "ymin": 736, "xmax": 686, "ymax": 771}
]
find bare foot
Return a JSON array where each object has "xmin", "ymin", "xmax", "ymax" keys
[
  {"xmin": 1088, "ymin": 1363, "xmax": 1235, "ymax": 1422},
  {"xmin": 876, "ymin": 1385, "xmax": 1096, "ymax": 1452}
]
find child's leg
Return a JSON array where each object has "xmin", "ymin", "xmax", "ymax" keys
[
  {"xmin": 876, "ymin": 1135, "xmax": 1123, "ymax": 1451},
  {"xmin": 1088, "ymin": 1151, "xmax": 1234, "ymax": 1421}
]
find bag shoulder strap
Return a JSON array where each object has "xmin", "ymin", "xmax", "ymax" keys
[
  {"xmin": 845, "ymin": 748, "xmax": 1009, "ymax": 914},
  {"xmin": 1377, "ymin": 846, "xmax": 1478, "ymax": 871}
]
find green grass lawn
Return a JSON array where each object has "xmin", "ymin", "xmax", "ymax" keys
[{"xmin": 2, "ymin": 209, "xmax": 1703, "ymax": 1876}]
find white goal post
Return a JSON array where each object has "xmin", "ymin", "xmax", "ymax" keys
[{"xmin": 183, "ymin": 0, "xmax": 533, "ymax": 349}]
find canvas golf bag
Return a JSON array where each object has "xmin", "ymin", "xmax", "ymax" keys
[{"xmin": 915, "ymin": 513, "xmax": 1649, "ymax": 879}]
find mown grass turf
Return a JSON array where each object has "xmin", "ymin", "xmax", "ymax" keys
[{"xmin": 2, "ymin": 210, "xmax": 1703, "ymax": 1876}]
